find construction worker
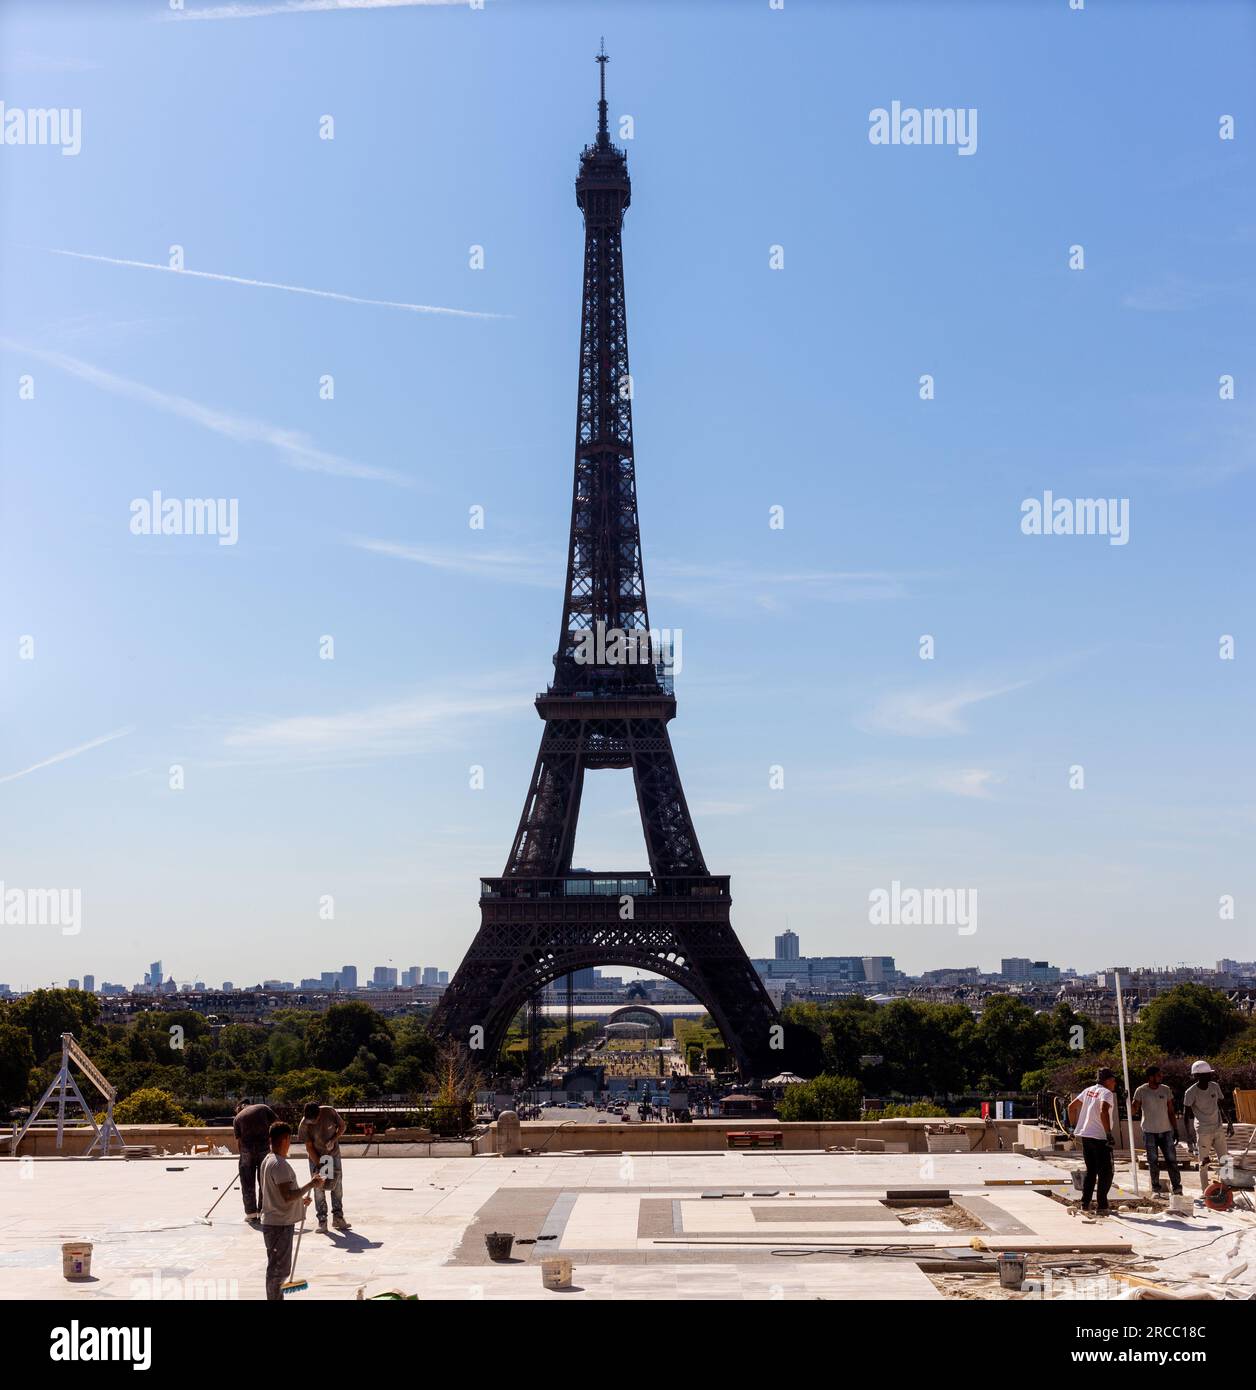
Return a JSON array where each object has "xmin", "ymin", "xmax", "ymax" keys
[
  {"xmin": 1183, "ymin": 1060, "xmax": 1233, "ymax": 1195},
  {"xmin": 1068, "ymin": 1067, "xmax": 1117, "ymax": 1216},
  {"xmin": 259, "ymin": 1121, "xmax": 325, "ymax": 1301},
  {"xmin": 298, "ymin": 1100, "xmax": 350, "ymax": 1232},
  {"xmin": 1131, "ymin": 1064, "xmax": 1182, "ymax": 1196},
  {"xmin": 233, "ymin": 1100, "xmax": 277, "ymax": 1225}
]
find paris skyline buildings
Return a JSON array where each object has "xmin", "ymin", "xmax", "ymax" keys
[{"xmin": 1, "ymin": 0, "xmax": 1253, "ymax": 989}]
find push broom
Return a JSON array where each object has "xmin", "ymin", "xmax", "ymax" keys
[
  {"xmin": 196, "ymin": 1181, "xmax": 239, "ymax": 1226},
  {"xmin": 281, "ymin": 1212, "xmax": 310, "ymax": 1296}
]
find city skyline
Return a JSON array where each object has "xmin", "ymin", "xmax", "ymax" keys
[{"xmin": 2, "ymin": 1, "xmax": 1253, "ymax": 990}]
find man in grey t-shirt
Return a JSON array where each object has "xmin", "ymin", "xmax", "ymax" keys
[{"xmin": 1132, "ymin": 1065, "xmax": 1181, "ymax": 1195}]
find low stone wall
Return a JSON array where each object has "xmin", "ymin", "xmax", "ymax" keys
[
  {"xmin": 3, "ymin": 1126, "xmax": 480, "ymax": 1158},
  {"xmin": 492, "ymin": 1117, "xmax": 1021, "ymax": 1156}
]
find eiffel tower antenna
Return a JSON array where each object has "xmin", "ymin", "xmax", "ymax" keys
[{"xmin": 432, "ymin": 59, "xmax": 820, "ymax": 1084}]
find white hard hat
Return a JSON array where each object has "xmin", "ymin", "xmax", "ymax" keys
[{"xmin": 1190, "ymin": 1060, "xmax": 1213, "ymax": 1075}]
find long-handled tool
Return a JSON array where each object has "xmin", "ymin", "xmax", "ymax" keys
[
  {"xmin": 281, "ymin": 1212, "xmax": 309, "ymax": 1296},
  {"xmin": 196, "ymin": 1181, "xmax": 239, "ymax": 1226}
]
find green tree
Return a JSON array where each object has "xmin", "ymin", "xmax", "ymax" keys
[
  {"xmin": 271, "ymin": 1068, "xmax": 339, "ymax": 1104},
  {"xmin": 0, "ymin": 1022, "xmax": 36, "ymax": 1110},
  {"xmin": 777, "ymin": 1074, "xmax": 862, "ymax": 1122},
  {"xmin": 113, "ymin": 1087, "xmax": 195, "ymax": 1125},
  {"xmin": 873, "ymin": 1000, "xmax": 970, "ymax": 1095},
  {"xmin": 1136, "ymin": 984, "xmax": 1243, "ymax": 1058},
  {"xmin": 306, "ymin": 1002, "xmax": 389, "ymax": 1070},
  {"xmin": 7, "ymin": 989, "xmax": 100, "ymax": 1063},
  {"xmin": 972, "ymin": 995, "xmax": 1049, "ymax": 1090}
]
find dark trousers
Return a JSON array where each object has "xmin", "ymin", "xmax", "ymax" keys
[
  {"xmin": 1144, "ymin": 1130, "xmax": 1182, "ymax": 1193},
  {"xmin": 1081, "ymin": 1136, "xmax": 1114, "ymax": 1211},
  {"xmin": 262, "ymin": 1223, "xmax": 295, "ymax": 1301},
  {"xmin": 239, "ymin": 1144, "xmax": 267, "ymax": 1216}
]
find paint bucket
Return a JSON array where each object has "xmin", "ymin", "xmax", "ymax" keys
[
  {"xmin": 61, "ymin": 1242, "xmax": 93, "ymax": 1280},
  {"xmin": 997, "ymin": 1252, "xmax": 1026, "ymax": 1289},
  {"xmin": 541, "ymin": 1258, "xmax": 573, "ymax": 1290},
  {"xmin": 484, "ymin": 1231, "xmax": 514, "ymax": 1261}
]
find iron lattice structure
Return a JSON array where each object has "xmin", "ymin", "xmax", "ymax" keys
[{"xmin": 433, "ymin": 55, "xmax": 815, "ymax": 1082}]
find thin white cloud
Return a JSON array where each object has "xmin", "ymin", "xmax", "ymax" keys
[
  {"xmin": 2, "ymin": 342, "xmax": 407, "ymax": 484},
  {"xmin": 164, "ymin": 0, "xmax": 469, "ymax": 19},
  {"xmin": 0, "ymin": 727, "xmax": 133, "ymax": 785},
  {"xmin": 353, "ymin": 540, "xmax": 914, "ymax": 608},
  {"xmin": 935, "ymin": 768, "xmax": 1004, "ymax": 799},
  {"xmin": 865, "ymin": 680, "xmax": 1031, "ymax": 737},
  {"xmin": 350, "ymin": 537, "xmax": 558, "ymax": 586},
  {"xmin": 46, "ymin": 249, "xmax": 502, "ymax": 320},
  {"xmin": 826, "ymin": 763, "xmax": 1005, "ymax": 799},
  {"xmin": 222, "ymin": 689, "xmax": 519, "ymax": 762},
  {"xmin": 652, "ymin": 559, "xmax": 909, "ymax": 608}
]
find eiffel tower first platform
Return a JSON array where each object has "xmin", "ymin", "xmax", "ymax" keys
[{"xmin": 433, "ymin": 52, "xmax": 820, "ymax": 1083}]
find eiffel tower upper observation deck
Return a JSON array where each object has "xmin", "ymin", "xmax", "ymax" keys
[{"xmin": 432, "ymin": 52, "xmax": 820, "ymax": 1082}]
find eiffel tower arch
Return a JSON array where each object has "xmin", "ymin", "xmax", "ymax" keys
[{"xmin": 433, "ymin": 51, "xmax": 820, "ymax": 1083}]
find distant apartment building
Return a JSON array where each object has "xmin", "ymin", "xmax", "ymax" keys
[
  {"xmin": 68, "ymin": 978, "xmax": 80, "ymax": 990},
  {"xmin": 222, "ymin": 982, "xmax": 235, "ymax": 993},
  {"xmin": 145, "ymin": 961, "xmax": 163, "ymax": 990},
  {"xmin": 775, "ymin": 929, "xmax": 800, "ymax": 961},
  {"xmin": 373, "ymin": 966, "xmax": 398, "ymax": 988},
  {"xmin": 752, "ymin": 954, "xmax": 899, "ymax": 989},
  {"xmin": 82, "ymin": 974, "xmax": 95, "ymax": 992},
  {"xmin": 437, "ymin": 970, "xmax": 449, "ymax": 985},
  {"xmin": 1001, "ymin": 958, "xmax": 1061, "ymax": 985},
  {"xmin": 340, "ymin": 965, "xmax": 357, "ymax": 990}
]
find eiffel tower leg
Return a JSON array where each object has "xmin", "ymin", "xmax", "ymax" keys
[
  {"xmin": 505, "ymin": 721, "xmax": 586, "ymax": 876},
  {"xmin": 627, "ymin": 719, "xmax": 707, "ymax": 876}
]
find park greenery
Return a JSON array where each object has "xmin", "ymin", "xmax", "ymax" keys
[
  {"xmin": 1, "ymin": 982, "xmax": 1252, "ymax": 1128},
  {"xmin": 0, "ymin": 991, "xmax": 441, "ymax": 1122},
  {"xmin": 774, "ymin": 984, "xmax": 1256, "ymax": 1122}
]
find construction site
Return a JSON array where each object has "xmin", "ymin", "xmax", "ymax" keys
[{"xmin": 5, "ymin": 1035, "xmax": 1255, "ymax": 1307}]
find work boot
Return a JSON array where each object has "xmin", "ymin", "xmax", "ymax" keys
[
  {"xmin": 316, "ymin": 1217, "xmax": 328, "ymax": 1232},
  {"xmin": 333, "ymin": 1215, "xmax": 351, "ymax": 1231}
]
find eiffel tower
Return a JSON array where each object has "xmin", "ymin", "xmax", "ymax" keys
[{"xmin": 433, "ymin": 50, "xmax": 819, "ymax": 1082}]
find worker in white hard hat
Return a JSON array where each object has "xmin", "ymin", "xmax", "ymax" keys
[{"xmin": 1183, "ymin": 1060, "xmax": 1233, "ymax": 1195}]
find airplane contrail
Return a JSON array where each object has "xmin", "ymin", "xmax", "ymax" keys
[
  {"xmin": 46, "ymin": 249, "xmax": 502, "ymax": 320},
  {"xmin": 164, "ymin": 0, "xmax": 471, "ymax": 20},
  {"xmin": 0, "ymin": 727, "xmax": 134, "ymax": 786}
]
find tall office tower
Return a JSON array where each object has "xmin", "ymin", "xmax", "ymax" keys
[{"xmin": 775, "ymin": 930, "xmax": 800, "ymax": 961}]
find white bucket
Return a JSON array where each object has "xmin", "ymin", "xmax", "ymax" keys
[
  {"xmin": 541, "ymin": 1258, "xmax": 573, "ymax": 1290},
  {"xmin": 61, "ymin": 1242, "xmax": 93, "ymax": 1280}
]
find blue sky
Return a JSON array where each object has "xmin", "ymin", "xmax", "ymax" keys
[{"xmin": 1, "ymin": 0, "xmax": 1253, "ymax": 990}]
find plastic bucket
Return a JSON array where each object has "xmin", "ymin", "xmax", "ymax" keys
[
  {"xmin": 997, "ymin": 1252, "xmax": 1026, "ymax": 1289},
  {"xmin": 61, "ymin": 1242, "xmax": 93, "ymax": 1280},
  {"xmin": 541, "ymin": 1258, "xmax": 573, "ymax": 1290},
  {"xmin": 484, "ymin": 1232, "xmax": 514, "ymax": 1262}
]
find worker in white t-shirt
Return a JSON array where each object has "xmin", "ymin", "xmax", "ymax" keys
[
  {"xmin": 1183, "ymin": 1060, "xmax": 1233, "ymax": 1195},
  {"xmin": 1068, "ymin": 1067, "xmax": 1117, "ymax": 1215}
]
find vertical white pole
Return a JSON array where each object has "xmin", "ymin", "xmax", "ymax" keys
[
  {"xmin": 55, "ymin": 1035, "xmax": 68, "ymax": 1151},
  {"xmin": 1113, "ymin": 972, "xmax": 1140, "ymax": 1195}
]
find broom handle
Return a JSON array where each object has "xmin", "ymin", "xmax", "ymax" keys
[
  {"xmin": 202, "ymin": 1179, "xmax": 239, "ymax": 1220},
  {"xmin": 289, "ymin": 1211, "xmax": 306, "ymax": 1282}
]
